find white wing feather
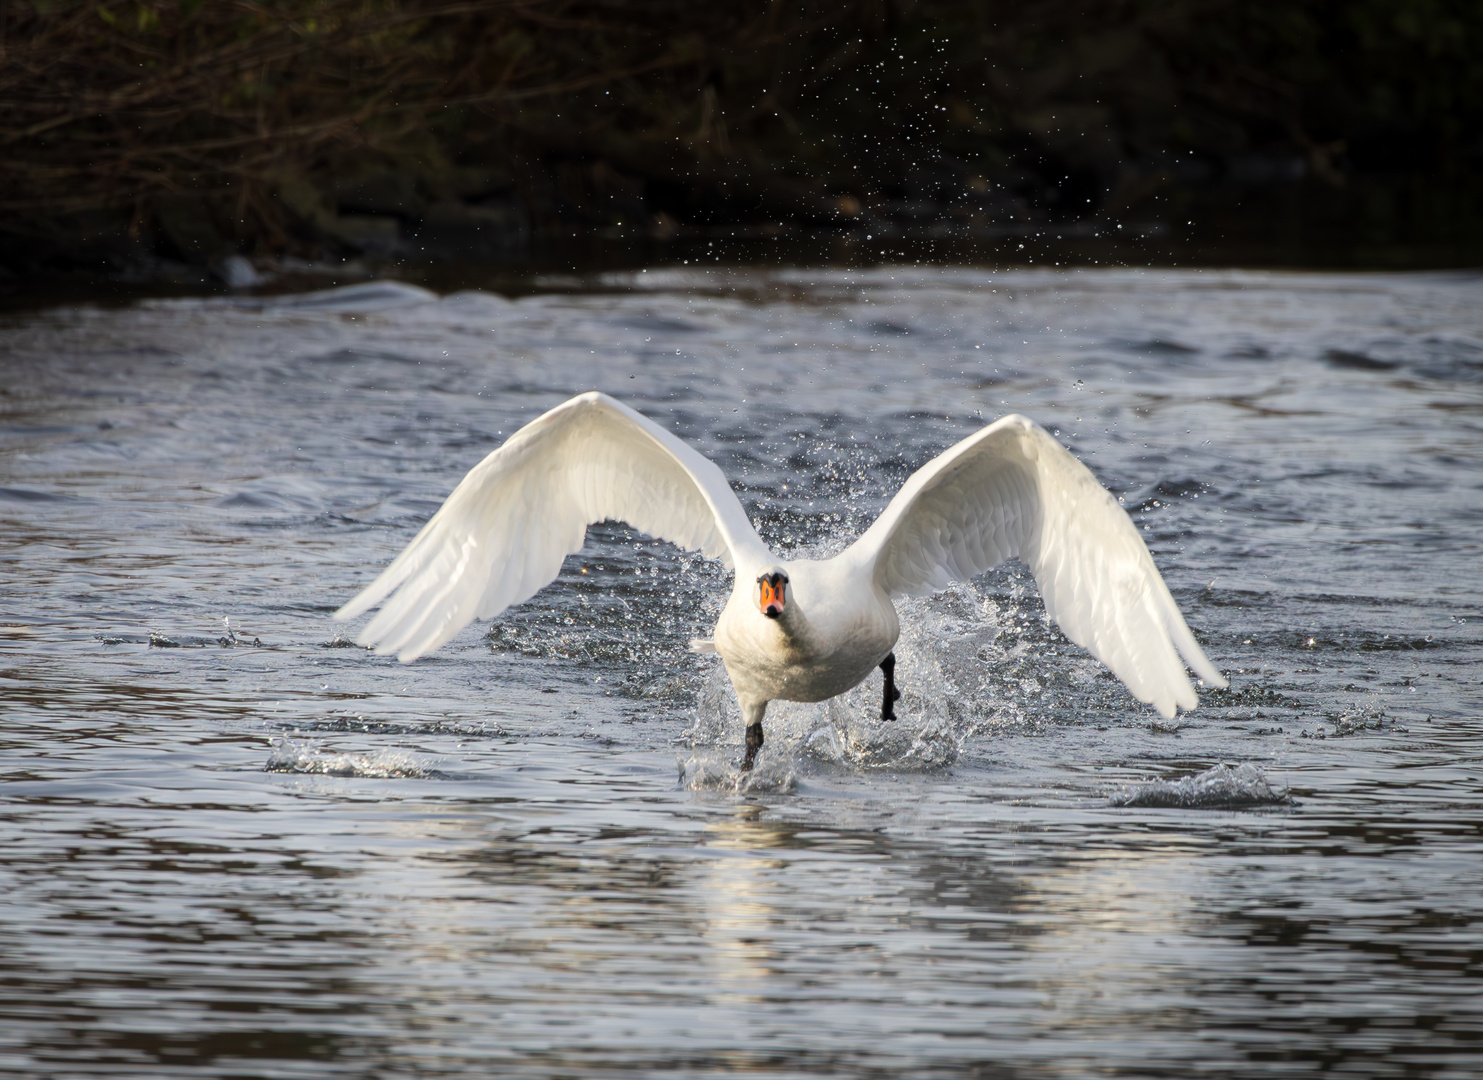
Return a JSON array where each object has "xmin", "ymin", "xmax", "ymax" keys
[
  {"xmin": 336, "ymin": 392, "xmax": 769, "ymax": 661},
  {"xmin": 849, "ymin": 415, "xmax": 1225, "ymax": 718}
]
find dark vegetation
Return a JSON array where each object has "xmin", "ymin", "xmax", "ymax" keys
[{"xmin": 2, "ymin": 0, "xmax": 1481, "ymax": 284}]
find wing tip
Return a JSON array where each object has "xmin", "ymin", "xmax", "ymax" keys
[
  {"xmin": 333, "ymin": 597, "xmax": 369, "ymax": 622},
  {"xmin": 358, "ymin": 635, "xmax": 426, "ymax": 664},
  {"xmin": 1159, "ymin": 666, "xmax": 1226, "ymax": 718},
  {"xmin": 1183, "ymin": 644, "xmax": 1228, "ymax": 692}
]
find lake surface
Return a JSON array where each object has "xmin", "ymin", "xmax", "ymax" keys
[{"xmin": 2, "ymin": 266, "xmax": 1480, "ymax": 1078}]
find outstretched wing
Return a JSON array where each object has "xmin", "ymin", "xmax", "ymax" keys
[
  {"xmin": 336, "ymin": 391, "xmax": 769, "ymax": 661},
  {"xmin": 847, "ymin": 415, "xmax": 1225, "ymax": 718}
]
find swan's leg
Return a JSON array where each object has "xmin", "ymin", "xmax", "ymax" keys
[
  {"xmin": 741, "ymin": 699, "xmax": 768, "ymax": 771},
  {"xmin": 880, "ymin": 653, "xmax": 902, "ymax": 721}
]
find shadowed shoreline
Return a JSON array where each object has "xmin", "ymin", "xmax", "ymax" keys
[{"xmin": 3, "ymin": 0, "xmax": 1481, "ymax": 296}]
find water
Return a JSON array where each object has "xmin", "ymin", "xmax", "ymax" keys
[{"xmin": 2, "ymin": 267, "xmax": 1481, "ymax": 1078}]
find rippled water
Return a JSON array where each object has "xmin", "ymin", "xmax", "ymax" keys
[{"xmin": 2, "ymin": 267, "xmax": 1481, "ymax": 1078}]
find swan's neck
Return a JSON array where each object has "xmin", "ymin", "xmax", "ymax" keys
[{"xmin": 770, "ymin": 603, "xmax": 811, "ymax": 643}]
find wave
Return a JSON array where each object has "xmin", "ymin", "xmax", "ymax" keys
[
  {"xmin": 264, "ymin": 738, "xmax": 434, "ymax": 779},
  {"xmin": 1109, "ymin": 762, "xmax": 1293, "ymax": 809}
]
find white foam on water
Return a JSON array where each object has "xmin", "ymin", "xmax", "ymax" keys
[
  {"xmin": 1109, "ymin": 762, "xmax": 1293, "ymax": 809},
  {"xmin": 259, "ymin": 280, "xmax": 439, "ymax": 311},
  {"xmin": 676, "ymin": 750, "xmax": 799, "ymax": 794},
  {"xmin": 1331, "ymin": 696, "xmax": 1389, "ymax": 735},
  {"xmin": 264, "ymin": 737, "xmax": 433, "ymax": 779}
]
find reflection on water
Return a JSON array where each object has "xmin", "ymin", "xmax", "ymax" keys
[
  {"xmin": 1, "ymin": 267, "xmax": 1481, "ymax": 1078},
  {"xmin": 701, "ymin": 810, "xmax": 789, "ymax": 1004}
]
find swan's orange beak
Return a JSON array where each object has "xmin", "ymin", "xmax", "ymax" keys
[{"xmin": 758, "ymin": 574, "xmax": 786, "ymax": 619}]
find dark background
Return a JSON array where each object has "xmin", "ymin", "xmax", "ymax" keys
[{"xmin": 3, "ymin": 0, "xmax": 1481, "ymax": 294}]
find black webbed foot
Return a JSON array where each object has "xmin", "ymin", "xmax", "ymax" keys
[
  {"xmin": 880, "ymin": 652, "xmax": 901, "ymax": 721},
  {"xmin": 742, "ymin": 721, "xmax": 764, "ymax": 771}
]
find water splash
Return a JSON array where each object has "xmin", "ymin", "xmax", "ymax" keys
[
  {"xmin": 1331, "ymin": 697, "xmax": 1392, "ymax": 736},
  {"xmin": 264, "ymin": 737, "xmax": 434, "ymax": 778},
  {"xmin": 677, "ymin": 750, "xmax": 799, "ymax": 794},
  {"xmin": 1109, "ymin": 762, "xmax": 1293, "ymax": 809},
  {"xmin": 677, "ymin": 574, "xmax": 1130, "ymax": 774}
]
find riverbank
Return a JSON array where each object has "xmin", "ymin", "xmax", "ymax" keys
[
  {"xmin": 4, "ymin": 0, "xmax": 1480, "ymax": 300},
  {"xmin": 4, "ymin": 179, "xmax": 1479, "ymax": 314}
]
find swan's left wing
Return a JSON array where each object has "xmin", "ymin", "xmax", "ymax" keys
[
  {"xmin": 846, "ymin": 415, "xmax": 1225, "ymax": 718},
  {"xmin": 335, "ymin": 392, "xmax": 769, "ymax": 662}
]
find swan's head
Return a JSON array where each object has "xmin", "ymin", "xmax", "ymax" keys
[{"xmin": 756, "ymin": 569, "xmax": 788, "ymax": 619}]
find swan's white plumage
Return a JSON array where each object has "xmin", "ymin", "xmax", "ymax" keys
[
  {"xmin": 335, "ymin": 392, "xmax": 768, "ymax": 661},
  {"xmin": 337, "ymin": 392, "xmax": 1225, "ymax": 720},
  {"xmin": 849, "ymin": 415, "xmax": 1226, "ymax": 718}
]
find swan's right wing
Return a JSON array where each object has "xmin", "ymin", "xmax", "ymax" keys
[
  {"xmin": 336, "ymin": 392, "xmax": 769, "ymax": 661},
  {"xmin": 847, "ymin": 415, "xmax": 1225, "ymax": 718}
]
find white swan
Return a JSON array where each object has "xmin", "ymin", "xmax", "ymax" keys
[{"xmin": 336, "ymin": 391, "xmax": 1226, "ymax": 768}]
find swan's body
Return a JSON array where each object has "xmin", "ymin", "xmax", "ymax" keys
[
  {"xmin": 715, "ymin": 556, "xmax": 899, "ymax": 705},
  {"xmin": 337, "ymin": 392, "xmax": 1226, "ymax": 766}
]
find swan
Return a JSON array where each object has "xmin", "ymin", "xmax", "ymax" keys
[{"xmin": 336, "ymin": 391, "xmax": 1226, "ymax": 769}]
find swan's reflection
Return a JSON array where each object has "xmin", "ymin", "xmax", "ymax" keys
[{"xmin": 698, "ymin": 805, "xmax": 791, "ymax": 1000}]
